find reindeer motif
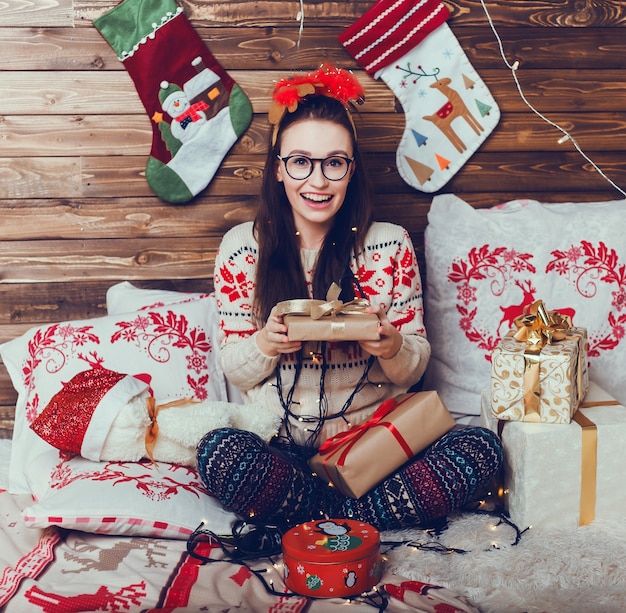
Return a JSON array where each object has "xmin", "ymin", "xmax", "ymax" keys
[
  {"xmin": 497, "ymin": 279, "xmax": 577, "ymax": 335},
  {"xmin": 497, "ymin": 279, "xmax": 536, "ymax": 334},
  {"xmin": 422, "ymin": 78, "xmax": 484, "ymax": 154},
  {"xmin": 61, "ymin": 537, "xmax": 168, "ymax": 573},
  {"xmin": 25, "ymin": 583, "xmax": 147, "ymax": 612}
]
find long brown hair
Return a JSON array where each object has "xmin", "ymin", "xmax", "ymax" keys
[{"xmin": 253, "ymin": 95, "xmax": 374, "ymax": 324}]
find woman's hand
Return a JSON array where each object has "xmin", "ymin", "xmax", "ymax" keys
[
  {"xmin": 359, "ymin": 304, "xmax": 403, "ymax": 359},
  {"xmin": 255, "ymin": 305, "xmax": 303, "ymax": 357}
]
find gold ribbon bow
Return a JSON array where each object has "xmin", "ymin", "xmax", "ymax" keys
[
  {"xmin": 511, "ymin": 300, "xmax": 573, "ymax": 419},
  {"xmin": 513, "ymin": 300, "xmax": 571, "ymax": 348},
  {"xmin": 275, "ymin": 282, "xmax": 370, "ymax": 320},
  {"xmin": 144, "ymin": 397, "xmax": 195, "ymax": 462}
]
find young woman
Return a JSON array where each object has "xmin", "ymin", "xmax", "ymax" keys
[{"xmin": 197, "ymin": 65, "xmax": 502, "ymax": 531}]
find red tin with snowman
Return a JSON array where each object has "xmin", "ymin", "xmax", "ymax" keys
[{"xmin": 281, "ymin": 518, "xmax": 382, "ymax": 598}]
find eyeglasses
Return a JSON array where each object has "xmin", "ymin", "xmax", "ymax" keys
[{"xmin": 277, "ymin": 154, "xmax": 354, "ymax": 181}]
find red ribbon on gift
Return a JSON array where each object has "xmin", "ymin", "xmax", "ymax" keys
[{"xmin": 316, "ymin": 396, "xmax": 414, "ymax": 475}]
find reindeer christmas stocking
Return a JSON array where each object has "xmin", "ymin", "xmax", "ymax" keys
[
  {"xmin": 339, "ymin": 0, "xmax": 500, "ymax": 193},
  {"xmin": 94, "ymin": 0, "xmax": 252, "ymax": 203}
]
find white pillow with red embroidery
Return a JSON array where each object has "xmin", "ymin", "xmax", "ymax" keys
[
  {"xmin": 106, "ymin": 282, "xmax": 243, "ymax": 404},
  {"xmin": 423, "ymin": 194, "xmax": 626, "ymax": 421},
  {"xmin": 106, "ymin": 281, "xmax": 211, "ymax": 314},
  {"xmin": 21, "ymin": 451, "xmax": 236, "ymax": 538},
  {"xmin": 0, "ymin": 295, "xmax": 228, "ymax": 495}
]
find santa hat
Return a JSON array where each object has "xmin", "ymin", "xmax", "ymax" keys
[{"xmin": 31, "ymin": 368, "xmax": 151, "ymax": 461}]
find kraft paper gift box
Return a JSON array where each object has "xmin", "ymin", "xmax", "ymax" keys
[
  {"xmin": 481, "ymin": 382, "xmax": 626, "ymax": 529},
  {"xmin": 282, "ymin": 313, "xmax": 380, "ymax": 342},
  {"xmin": 491, "ymin": 300, "xmax": 588, "ymax": 423},
  {"xmin": 310, "ymin": 390, "xmax": 456, "ymax": 499},
  {"xmin": 276, "ymin": 282, "xmax": 380, "ymax": 342}
]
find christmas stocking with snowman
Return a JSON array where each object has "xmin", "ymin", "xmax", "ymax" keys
[
  {"xmin": 94, "ymin": 0, "xmax": 252, "ymax": 203},
  {"xmin": 339, "ymin": 0, "xmax": 500, "ymax": 192}
]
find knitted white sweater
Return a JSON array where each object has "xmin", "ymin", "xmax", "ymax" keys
[{"xmin": 213, "ymin": 221, "xmax": 431, "ymax": 446}]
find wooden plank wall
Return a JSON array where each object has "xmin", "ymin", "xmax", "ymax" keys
[{"xmin": 1, "ymin": 0, "xmax": 626, "ymax": 437}]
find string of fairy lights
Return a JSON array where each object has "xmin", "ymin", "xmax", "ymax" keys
[
  {"xmin": 478, "ymin": 0, "xmax": 626, "ymax": 198},
  {"xmin": 294, "ymin": 0, "xmax": 626, "ymax": 197},
  {"xmin": 186, "ymin": 508, "xmax": 527, "ymax": 609}
]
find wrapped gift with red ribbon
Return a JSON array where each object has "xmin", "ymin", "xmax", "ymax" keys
[{"xmin": 309, "ymin": 390, "xmax": 456, "ymax": 498}]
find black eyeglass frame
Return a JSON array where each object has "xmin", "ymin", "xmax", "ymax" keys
[{"xmin": 276, "ymin": 154, "xmax": 354, "ymax": 181}]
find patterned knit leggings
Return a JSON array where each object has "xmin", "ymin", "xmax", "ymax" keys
[{"xmin": 196, "ymin": 426, "xmax": 502, "ymax": 532}]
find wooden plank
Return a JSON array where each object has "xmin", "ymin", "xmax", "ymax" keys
[
  {"xmin": 2, "ymin": 26, "xmax": 625, "ymax": 71},
  {"xmin": 73, "ymin": 0, "xmax": 626, "ymax": 28},
  {"xmin": 0, "ymin": 70, "xmax": 395, "ymax": 115},
  {"xmin": 0, "ymin": 196, "xmax": 257, "ymax": 239},
  {"xmin": 3, "ymin": 149, "xmax": 625, "ymax": 200},
  {"xmin": 0, "ymin": 115, "xmax": 153, "ymax": 157},
  {"xmin": 0, "ymin": 157, "xmax": 82, "ymax": 198},
  {"xmin": 4, "ymin": 69, "xmax": 626, "ymax": 116},
  {"xmin": 3, "ymin": 112, "xmax": 626, "ymax": 157},
  {"xmin": 0, "ymin": 0, "xmax": 73, "ymax": 27},
  {"xmin": 1, "ymin": 188, "xmax": 622, "ymax": 243},
  {"xmin": 0, "ymin": 278, "xmax": 211, "ymax": 325},
  {"xmin": 3, "ymin": 145, "xmax": 625, "ymax": 200},
  {"xmin": 0, "ymin": 236, "xmax": 221, "ymax": 282},
  {"xmin": 444, "ymin": 0, "xmax": 626, "ymax": 28},
  {"xmin": 77, "ymin": 152, "xmax": 626, "ymax": 199}
]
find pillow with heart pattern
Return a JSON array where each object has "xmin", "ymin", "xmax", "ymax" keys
[{"xmin": 422, "ymin": 193, "xmax": 626, "ymax": 421}]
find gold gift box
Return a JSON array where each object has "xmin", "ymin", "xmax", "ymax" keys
[
  {"xmin": 309, "ymin": 391, "xmax": 456, "ymax": 498},
  {"xmin": 491, "ymin": 325, "xmax": 588, "ymax": 423}
]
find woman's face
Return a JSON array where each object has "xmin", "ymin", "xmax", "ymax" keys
[{"xmin": 276, "ymin": 118, "xmax": 355, "ymax": 240}]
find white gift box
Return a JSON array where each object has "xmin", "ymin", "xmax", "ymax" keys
[{"xmin": 481, "ymin": 382, "xmax": 626, "ymax": 529}]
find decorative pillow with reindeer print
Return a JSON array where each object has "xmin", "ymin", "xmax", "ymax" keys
[{"xmin": 422, "ymin": 193, "xmax": 626, "ymax": 421}]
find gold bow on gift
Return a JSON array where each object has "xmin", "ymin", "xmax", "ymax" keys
[
  {"xmin": 275, "ymin": 282, "xmax": 370, "ymax": 320},
  {"xmin": 513, "ymin": 300, "xmax": 571, "ymax": 348},
  {"xmin": 512, "ymin": 299, "xmax": 572, "ymax": 419}
]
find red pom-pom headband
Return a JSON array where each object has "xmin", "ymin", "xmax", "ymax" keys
[{"xmin": 268, "ymin": 65, "xmax": 365, "ymax": 146}]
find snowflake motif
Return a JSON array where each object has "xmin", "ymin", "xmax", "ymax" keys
[
  {"xmin": 456, "ymin": 282, "xmax": 476, "ymax": 306},
  {"xmin": 612, "ymin": 287, "xmax": 626, "ymax": 312},
  {"xmin": 186, "ymin": 351, "xmax": 207, "ymax": 374},
  {"xmin": 565, "ymin": 246, "xmax": 583, "ymax": 261},
  {"xmin": 132, "ymin": 314, "xmax": 153, "ymax": 331},
  {"xmin": 25, "ymin": 394, "xmax": 40, "ymax": 425},
  {"xmin": 297, "ymin": 564, "xmax": 305, "ymax": 574},
  {"xmin": 57, "ymin": 323, "xmax": 78, "ymax": 340},
  {"xmin": 459, "ymin": 315, "xmax": 474, "ymax": 332}
]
